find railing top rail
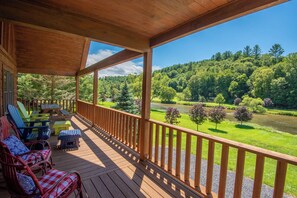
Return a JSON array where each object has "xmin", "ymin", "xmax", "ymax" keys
[
  {"xmin": 95, "ymin": 104, "xmax": 141, "ymax": 119},
  {"xmin": 77, "ymin": 99, "xmax": 93, "ymax": 105},
  {"xmin": 149, "ymin": 119, "xmax": 297, "ymax": 166},
  {"xmin": 77, "ymin": 99, "xmax": 141, "ymax": 119}
]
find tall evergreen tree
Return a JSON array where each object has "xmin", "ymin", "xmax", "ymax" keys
[
  {"xmin": 114, "ymin": 82, "xmax": 137, "ymax": 114},
  {"xmin": 269, "ymin": 44, "xmax": 284, "ymax": 62},
  {"xmin": 243, "ymin": 45, "xmax": 252, "ymax": 57},
  {"xmin": 252, "ymin": 45, "xmax": 262, "ymax": 59}
]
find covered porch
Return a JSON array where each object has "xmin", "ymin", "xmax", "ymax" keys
[{"xmin": 0, "ymin": 0, "xmax": 296, "ymax": 197}]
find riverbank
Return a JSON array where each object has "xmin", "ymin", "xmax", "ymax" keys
[{"xmin": 152, "ymin": 99, "xmax": 297, "ymax": 117}]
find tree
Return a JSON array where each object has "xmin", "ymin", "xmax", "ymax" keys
[
  {"xmin": 214, "ymin": 93, "xmax": 225, "ymax": 105},
  {"xmin": 263, "ymin": 98, "xmax": 273, "ymax": 107},
  {"xmin": 159, "ymin": 87, "xmax": 176, "ymax": 103},
  {"xmin": 250, "ymin": 68, "xmax": 274, "ymax": 99},
  {"xmin": 189, "ymin": 104, "xmax": 208, "ymax": 131},
  {"xmin": 182, "ymin": 87, "xmax": 191, "ymax": 101},
  {"xmin": 228, "ymin": 74, "xmax": 249, "ymax": 98},
  {"xmin": 222, "ymin": 51, "xmax": 233, "ymax": 60},
  {"xmin": 208, "ymin": 107, "xmax": 226, "ymax": 129},
  {"xmin": 234, "ymin": 106, "xmax": 253, "ymax": 125},
  {"xmin": 114, "ymin": 82, "xmax": 137, "ymax": 114},
  {"xmin": 165, "ymin": 108, "xmax": 181, "ymax": 125},
  {"xmin": 240, "ymin": 95, "xmax": 266, "ymax": 113},
  {"xmin": 252, "ymin": 45, "xmax": 262, "ymax": 59},
  {"xmin": 234, "ymin": 98, "xmax": 242, "ymax": 105},
  {"xmin": 243, "ymin": 45, "xmax": 252, "ymax": 57},
  {"xmin": 269, "ymin": 44, "xmax": 284, "ymax": 62}
]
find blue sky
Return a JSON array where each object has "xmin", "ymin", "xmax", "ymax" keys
[{"xmin": 87, "ymin": 0, "xmax": 297, "ymax": 76}]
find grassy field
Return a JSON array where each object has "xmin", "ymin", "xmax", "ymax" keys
[{"xmin": 100, "ymin": 101, "xmax": 297, "ymax": 196}]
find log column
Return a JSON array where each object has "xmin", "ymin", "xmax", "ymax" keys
[
  {"xmin": 75, "ymin": 75, "xmax": 79, "ymax": 113},
  {"xmin": 140, "ymin": 49, "xmax": 152, "ymax": 160},
  {"xmin": 93, "ymin": 70, "xmax": 98, "ymax": 125}
]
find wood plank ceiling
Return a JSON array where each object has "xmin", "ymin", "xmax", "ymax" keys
[
  {"xmin": 15, "ymin": 26, "xmax": 86, "ymax": 76},
  {"xmin": 0, "ymin": 0, "xmax": 287, "ymax": 75}
]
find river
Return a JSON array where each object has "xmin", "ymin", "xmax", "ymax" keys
[{"xmin": 151, "ymin": 103, "xmax": 297, "ymax": 135}]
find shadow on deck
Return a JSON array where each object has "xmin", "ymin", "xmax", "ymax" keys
[{"xmin": 0, "ymin": 115, "xmax": 202, "ymax": 198}]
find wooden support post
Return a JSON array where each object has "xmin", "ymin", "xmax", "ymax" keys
[
  {"xmin": 140, "ymin": 49, "xmax": 152, "ymax": 160},
  {"xmin": 75, "ymin": 75, "xmax": 79, "ymax": 113},
  {"xmin": 93, "ymin": 70, "xmax": 98, "ymax": 125}
]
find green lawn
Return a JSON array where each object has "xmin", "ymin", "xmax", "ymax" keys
[{"xmin": 100, "ymin": 102, "xmax": 297, "ymax": 196}]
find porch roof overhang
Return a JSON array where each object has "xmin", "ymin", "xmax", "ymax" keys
[{"xmin": 0, "ymin": 0, "xmax": 287, "ymax": 76}]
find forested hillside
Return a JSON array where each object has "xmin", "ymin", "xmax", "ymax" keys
[{"xmin": 81, "ymin": 44, "xmax": 297, "ymax": 109}]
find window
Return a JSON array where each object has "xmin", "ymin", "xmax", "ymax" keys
[{"xmin": 3, "ymin": 70, "xmax": 14, "ymax": 114}]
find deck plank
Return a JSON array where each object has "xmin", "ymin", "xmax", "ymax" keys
[
  {"xmin": 90, "ymin": 176, "xmax": 113, "ymax": 198},
  {"xmin": 99, "ymin": 173, "xmax": 125, "ymax": 198}
]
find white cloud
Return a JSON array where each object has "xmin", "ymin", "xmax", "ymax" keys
[
  {"xmin": 86, "ymin": 50, "xmax": 162, "ymax": 77},
  {"xmin": 86, "ymin": 49, "xmax": 114, "ymax": 66}
]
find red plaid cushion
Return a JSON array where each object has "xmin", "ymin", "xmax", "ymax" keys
[
  {"xmin": 21, "ymin": 149, "xmax": 51, "ymax": 165},
  {"xmin": 38, "ymin": 169, "xmax": 78, "ymax": 198}
]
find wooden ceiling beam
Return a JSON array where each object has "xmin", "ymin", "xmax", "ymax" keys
[
  {"xmin": 77, "ymin": 49, "xmax": 142, "ymax": 76},
  {"xmin": 80, "ymin": 38, "xmax": 90, "ymax": 70},
  {"xmin": 150, "ymin": 0, "xmax": 287, "ymax": 47},
  {"xmin": 0, "ymin": 0, "xmax": 149, "ymax": 52}
]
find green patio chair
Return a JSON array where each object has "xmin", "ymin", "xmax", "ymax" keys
[{"xmin": 17, "ymin": 101, "xmax": 50, "ymax": 122}]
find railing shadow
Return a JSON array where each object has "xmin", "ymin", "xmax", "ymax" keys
[{"xmin": 72, "ymin": 115, "xmax": 201, "ymax": 197}]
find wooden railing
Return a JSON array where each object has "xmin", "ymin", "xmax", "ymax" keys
[
  {"xmin": 77, "ymin": 100, "xmax": 141, "ymax": 151},
  {"xmin": 18, "ymin": 98, "xmax": 76, "ymax": 113},
  {"xmin": 76, "ymin": 100, "xmax": 297, "ymax": 198},
  {"xmin": 147, "ymin": 120, "xmax": 297, "ymax": 198}
]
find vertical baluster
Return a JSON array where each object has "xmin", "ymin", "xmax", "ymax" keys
[
  {"xmin": 252, "ymin": 155, "xmax": 265, "ymax": 198},
  {"xmin": 218, "ymin": 144, "xmax": 229, "ymax": 198},
  {"xmin": 125, "ymin": 115, "xmax": 129, "ymax": 144},
  {"xmin": 168, "ymin": 128, "xmax": 173, "ymax": 173},
  {"xmin": 176, "ymin": 130, "xmax": 182, "ymax": 178},
  {"xmin": 160, "ymin": 125, "xmax": 166, "ymax": 169},
  {"xmin": 206, "ymin": 141, "xmax": 215, "ymax": 196},
  {"xmin": 122, "ymin": 114, "xmax": 126, "ymax": 142},
  {"xmin": 133, "ymin": 118, "xmax": 137, "ymax": 149},
  {"xmin": 233, "ymin": 149, "xmax": 246, "ymax": 198},
  {"xmin": 184, "ymin": 133, "xmax": 192, "ymax": 184},
  {"xmin": 137, "ymin": 119, "xmax": 140, "ymax": 152},
  {"xmin": 114, "ymin": 112, "xmax": 118, "ymax": 138},
  {"xmin": 148, "ymin": 122, "xmax": 153, "ymax": 160},
  {"xmin": 154, "ymin": 124, "xmax": 160, "ymax": 164},
  {"xmin": 273, "ymin": 161, "xmax": 287, "ymax": 198},
  {"xmin": 195, "ymin": 136, "xmax": 203, "ymax": 189},
  {"xmin": 129, "ymin": 117, "xmax": 133, "ymax": 147}
]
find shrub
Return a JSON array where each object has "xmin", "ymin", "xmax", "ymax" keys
[
  {"xmin": 234, "ymin": 106, "xmax": 253, "ymax": 125},
  {"xmin": 199, "ymin": 95, "xmax": 206, "ymax": 102},
  {"xmin": 240, "ymin": 95, "xmax": 266, "ymax": 113},
  {"xmin": 214, "ymin": 93, "xmax": 225, "ymax": 105},
  {"xmin": 165, "ymin": 108, "xmax": 181, "ymax": 125},
  {"xmin": 189, "ymin": 104, "xmax": 208, "ymax": 131},
  {"xmin": 234, "ymin": 98, "xmax": 242, "ymax": 105},
  {"xmin": 263, "ymin": 98, "xmax": 274, "ymax": 107},
  {"xmin": 208, "ymin": 106, "xmax": 226, "ymax": 129}
]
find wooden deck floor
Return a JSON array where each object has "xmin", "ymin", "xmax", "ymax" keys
[{"xmin": 0, "ymin": 115, "xmax": 201, "ymax": 198}]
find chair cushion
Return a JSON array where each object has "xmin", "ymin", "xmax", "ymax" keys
[
  {"xmin": 3, "ymin": 135, "xmax": 29, "ymax": 156},
  {"xmin": 38, "ymin": 169, "xmax": 78, "ymax": 198},
  {"xmin": 21, "ymin": 149, "xmax": 51, "ymax": 165},
  {"xmin": 16, "ymin": 172, "xmax": 38, "ymax": 195}
]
